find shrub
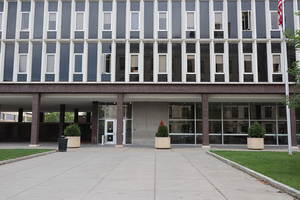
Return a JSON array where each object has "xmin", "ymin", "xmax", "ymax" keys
[
  {"xmin": 64, "ymin": 123, "xmax": 81, "ymax": 136},
  {"xmin": 156, "ymin": 120, "xmax": 169, "ymax": 137},
  {"xmin": 248, "ymin": 122, "xmax": 265, "ymax": 138}
]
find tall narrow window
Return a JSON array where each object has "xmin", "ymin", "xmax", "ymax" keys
[
  {"xmin": 186, "ymin": 1, "xmax": 195, "ymax": 39},
  {"xmin": 45, "ymin": 43, "xmax": 56, "ymax": 82},
  {"xmin": 186, "ymin": 12, "xmax": 195, "ymax": 31},
  {"xmin": 273, "ymin": 55, "xmax": 280, "ymax": 72},
  {"xmin": 19, "ymin": 55, "xmax": 27, "ymax": 73},
  {"xmin": 130, "ymin": 12, "xmax": 139, "ymax": 31},
  {"xmin": 73, "ymin": 43, "xmax": 84, "ymax": 81},
  {"xmin": 214, "ymin": 12, "xmax": 222, "ymax": 30},
  {"xmin": 0, "ymin": 2, "xmax": 3, "ymax": 32},
  {"xmin": 159, "ymin": 55, "xmax": 167, "ymax": 73},
  {"xmin": 243, "ymin": 43, "xmax": 253, "ymax": 82},
  {"xmin": 130, "ymin": 55, "xmax": 139, "ymax": 73},
  {"xmin": 101, "ymin": 43, "xmax": 112, "ymax": 82},
  {"xmin": 20, "ymin": 2, "xmax": 30, "ymax": 33},
  {"xmin": 242, "ymin": 1, "xmax": 252, "ymax": 38},
  {"xmin": 103, "ymin": 12, "xmax": 112, "ymax": 30},
  {"xmin": 47, "ymin": 2, "xmax": 58, "ymax": 39},
  {"xmin": 271, "ymin": 43, "xmax": 282, "ymax": 82},
  {"xmin": 186, "ymin": 43, "xmax": 196, "ymax": 82},
  {"xmin": 242, "ymin": 11, "xmax": 251, "ymax": 30},
  {"xmin": 18, "ymin": 43, "xmax": 28, "ymax": 82},
  {"xmin": 214, "ymin": 43, "xmax": 224, "ymax": 82},
  {"xmin": 75, "ymin": 2, "xmax": 85, "ymax": 39},
  {"xmin": 130, "ymin": 1, "xmax": 140, "ymax": 38},
  {"xmin": 48, "ymin": 13, "xmax": 57, "ymax": 31},
  {"xmin": 130, "ymin": 43, "xmax": 139, "ymax": 81},
  {"xmin": 103, "ymin": 1, "xmax": 112, "ymax": 39},
  {"xmin": 158, "ymin": 1, "xmax": 168, "ymax": 39},
  {"xmin": 187, "ymin": 55, "xmax": 195, "ymax": 73},
  {"xmin": 158, "ymin": 43, "xmax": 168, "ymax": 82},
  {"xmin": 214, "ymin": 1, "xmax": 223, "ymax": 38},
  {"xmin": 75, "ymin": 12, "xmax": 84, "ymax": 31},
  {"xmin": 244, "ymin": 55, "xmax": 252, "ymax": 72},
  {"xmin": 215, "ymin": 55, "xmax": 223, "ymax": 73},
  {"xmin": 46, "ymin": 54, "xmax": 55, "ymax": 73},
  {"xmin": 270, "ymin": 11, "xmax": 279, "ymax": 30},
  {"xmin": 158, "ymin": 12, "xmax": 167, "ymax": 31}
]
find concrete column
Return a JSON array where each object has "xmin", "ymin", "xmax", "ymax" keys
[
  {"xmin": 202, "ymin": 94, "xmax": 210, "ymax": 147},
  {"xmin": 18, "ymin": 108, "xmax": 23, "ymax": 122},
  {"xmin": 39, "ymin": 112, "xmax": 44, "ymax": 122},
  {"xmin": 87, "ymin": 112, "xmax": 91, "ymax": 123},
  {"xmin": 91, "ymin": 102, "xmax": 98, "ymax": 144},
  {"xmin": 59, "ymin": 104, "xmax": 65, "ymax": 137},
  {"xmin": 116, "ymin": 94, "xmax": 124, "ymax": 147},
  {"xmin": 29, "ymin": 93, "xmax": 40, "ymax": 146},
  {"xmin": 74, "ymin": 109, "xmax": 79, "ymax": 123},
  {"xmin": 290, "ymin": 108, "xmax": 298, "ymax": 147}
]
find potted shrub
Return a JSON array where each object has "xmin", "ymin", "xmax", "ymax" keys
[
  {"xmin": 64, "ymin": 123, "xmax": 81, "ymax": 148},
  {"xmin": 296, "ymin": 134, "xmax": 300, "ymax": 145},
  {"xmin": 247, "ymin": 121, "xmax": 266, "ymax": 150},
  {"xmin": 155, "ymin": 120, "xmax": 170, "ymax": 149}
]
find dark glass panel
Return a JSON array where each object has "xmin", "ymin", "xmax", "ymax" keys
[
  {"xmin": 102, "ymin": 31, "xmax": 112, "ymax": 39},
  {"xmin": 158, "ymin": 43, "xmax": 167, "ymax": 53},
  {"xmin": 271, "ymin": 43, "xmax": 281, "ymax": 53},
  {"xmin": 200, "ymin": 1, "xmax": 209, "ymax": 38},
  {"xmin": 224, "ymin": 136, "xmax": 247, "ymax": 144},
  {"xmin": 61, "ymin": 2, "xmax": 71, "ymax": 39},
  {"xmin": 18, "ymin": 74, "xmax": 27, "ymax": 82},
  {"xmin": 144, "ymin": 43, "xmax": 153, "ymax": 82},
  {"xmin": 186, "ymin": 74, "xmax": 196, "ymax": 82},
  {"xmin": 244, "ymin": 74, "xmax": 253, "ymax": 82},
  {"xmin": 34, "ymin": 2, "xmax": 44, "ymax": 39},
  {"xmin": 98, "ymin": 120, "xmax": 105, "ymax": 143},
  {"xmin": 209, "ymin": 135, "xmax": 222, "ymax": 144},
  {"xmin": 21, "ymin": 2, "xmax": 31, "ymax": 11},
  {"xmin": 76, "ymin": 2, "xmax": 85, "ymax": 11},
  {"xmin": 158, "ymin": 74, "xmax": 167, "ymax": 82},
  {"xmin": 125, "ymin": 120, "xmax": 132, "ymax": 144},
  {"xmin": 186, "ymin": 31, "xmax": 195, "ymax": 38},
  {"xmin": 242, "ymin": 31, "xmax": 252, "ymax": 38},
  {"xmin": 214, "ymin": 43, "xmax": 224, "ymax": 53},
  {"xmin": 256, "ymin": 1, "xmax": 266, "ymax": 38},
  {"xmin": 271, "ymin": 31, "xmax": 280, "ymax": 38},
  {"xmin": 47, "ymin": 32, "xmax": 56, "ymax": 39},
  {"xmin": 209, "ymin": 103, "xmax": 221, "ymax": 119},
  {"xmin": 242, "ymin": 1, "xmax": 251, "ymax": 10},
  {"xmin": 172, "ymin": 43, "xmax": 181, "ymax": 82},
  {"xmin": 250, "ymin": 103, "xmax": 276, "ymax": 120},
  {"xmin": 186, "ymin": 43, "xmax": 195, "ymax": 53},
  {"xmin": 196, "ymin": 102, "xmax": 202, "ymax": 119},
  {"xmin": 209, "ymin": 121, "xmax": 222, "ymax": 133},
  {"xmin": 20, "ymin": 32, "xmax": 29, "ymax": 39},
  {"xmin": 73, "ymin": 74, "xmax": 82, "ymax": 82},
  {"xmin": 59, "ymin": 43, "xmax": 70, "ymax": 81},
  {"xmin": 273, "ymin": 74, "xmax": 282, "ymax": 82},
  {"xmin": 223, "ymin": 121, "xmax": 248, "ymax": 134},
  {"xmin": 196, "ymin": 135, "xmax": 202, "ymax": 144},
  {"xmin": 103, "ymin": 2, "xmax": 112, "ymax": 11},
  {"xmin": 102, "ymin": 43, "xmax": 111, "ymax": 53},
  {"xmin": 186, "ymin": 1, "xmax": 195, "ymax": 11},
  {"xmin": 170, "ymin": 135, "xmax": 195, "ymax": 144},
  {"xmin": 45, "ymin": 74, "xmax": 55, "ymax": 82},
  {"xmin": 158, "ymin": 31, "xmax": 167, "ymax": 38},
  {"xmin": 169, "ymin": 121, "xmax": 195, "ymax": 133},
  {"xmin": 172, "ymin": 2, "xmax": 181, "ymax": 38},
  {"xmin": 169, "ymin": 103, "xmax": 194, "ymax": 119},
  {"xmin": 229, "ymin": 43, "xmax": 239, "ymax": 82},
  {"xmin": 214, "ymin": 31, "xmax": 223, "ymax": 38},
  {"xmin": 228, "ymin": 1, "xmax": 237, "ymax": 38},
  {"xmin": 116, "ymin": 43, "xmax": 125, "ymax": 81},
  {"xmin": 243, "ymin": 43, "xmax": 252, "ymax": 53},
  {"xmin": 101, "ymin": 74, "xmax": 111, "ymax": 82},
  {"xmin": 269, "ymin": 1, "xmax": 277, "ymax": 10},
  {"xmin": 223, "ymin": 103, "xmax": 248, "ymax": 119},
  {"xmin": 4, "ymin": 43, "xmax": 15, "ymax": 81},
  {"xmin": 257, "ymin": 43, "xmax": 268, "ymax": 82},
  {"xmin": 287, "ymin": 44, "xmax": 296, "ymax": 82},
  {"xmin": 74, "ymin": 43, "xmax": 84, "ymax": 53},
  {"xmin": 285, "ymin": 0, "xmax": 294, "ymax": 33},
  {"xmin": 48, "ymin": 2, "xmax": 58, "ymax": 11},
  {"xmin": 215, "ymin": 74, "xmax": 224, "ymax": 82},
  {"xmin": 89, "ymin": 2, "xmax": 98, "ymax": 39},
  {"xmin": 144, "ymin": 2, "xmax": 153, "ymax": 39},
  {"xmin": 47, "ymin": 43, "xmax": 56, "ymax": 53},
  {"xmin": 201, "ymin": 43, "xmax": 210, "ymax": 82},
  {"xmin": 158, "ymin": 1, "xmax": 167, "ymax": 11},
  {"xmin": 130, "ymin": 43, "xmax": 139, "ymax": 53},
  {"xmin": 87, "ymin": 43, "xmax": 97, "ymax": 82},
  {"xmin": 0, "ymin": 2, "xmax": 3, "ymax": 11},
  {"xmin": 130, "ymin": 74, "xmax": 139, "ymax": 82},
  {"xmin": 6, "ymin": 2, "xmax": 17, "ymax": 39},
  {"xmin": 19, "ymin": 43, "xmax": 28, "ymax": 53},
  {"xmin": 31, "ymin": 43, "xmax": 42, "ymax": 81},
  {"xmin": 131, "ymin": 1, "xmax": 139, "ymax": 11},
  {"xmin": 214, "ymin": 1, "xmax": 223, "ymax": 10},
  {"xmin": 75, "ymin": 32, "xmax": 84, "ymax": 39},
  {"xmin": 117, "ymin": 2, "xmax": 126, "ymax": 38}
]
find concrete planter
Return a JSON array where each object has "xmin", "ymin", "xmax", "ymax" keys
[
  {"xmin": 247, "ymin": 138, "xmax": 264, "ymax": 150},
  {"xmin": 155, "ymin": 137, "xmax": 170, "ymax": 149},
  {"xmin": 66, "ymin": 136, "xmax": 81, "ymax": 148}
]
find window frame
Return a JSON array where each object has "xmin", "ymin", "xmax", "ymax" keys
[
  {"xmin": 46, "ymin": 54, "xmax": 56, "ymax": 74},
  {"xmin": 20, "ymin": 12, "xmax": 30, "ymax": 31},
  {"xmin": 0, "ymin": 12, "xmax": 3, "ymax": 31},
  {"xmin": 270, "ymin": 10, "xmax": 279, "ymax": 31},
  {"xmin": 186, "ymin": 11, "xmax": 196, "ymax": 31},
  {"xmin": 214, "ymin": 11, "xmax": 223, "ymax": 31},
  {"xmin": 272, "ymin": 54, "xmax": 281, "ymax": 74},
  {"xmin": 75, "ymin": 12, "xmax": 85, "ymax": 31},
  {"xmin": 186, "ymin": 53, "xmax": 196, "ymax": 74},
  {"xmin": 18, "ymin": 53, "xmax": 28, "ymax": 74},
  {"xmin": 47, "ymin": 12, "xmax": 58, "ymax": 31},
  {"xmin": 103, "ymin": 11, "xmax": 112, "ymax": 31},
  {"xmin": 130, "ymin": 11, "xmax": 140, "ymax": 31},
  {"xmin": 243, "ymin": 54, "xmax": 253, "ymax": 74},
  {"xmin": 129, "ymin": 53, "xmax": 139, "ymax": 74},
  {"xmin": 158, "ymin": 53, "xmax": 168, "ymax": 74},
  {"xmin": 242, "ymin": 10, "xmax": 251, "ymax": 31},
  {"xmin": 102, "ymin": 53, "xmax": 111, "ymax": 74},
  {"xmin": 215, "ymin": 54, "xmax": 224, "ymax": 74},
  {"xmin": 73, "ymin": 53, "xmax": 83, "ymax": 74},
  {"xmin": 158, "ymin": 11, "xmax": 168, "ymax": 31}
]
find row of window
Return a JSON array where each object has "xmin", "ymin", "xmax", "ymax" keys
[
  {"xmin": 1, "ymin": 41, "xmax": 295, "ymax": 83},
  {"xmin": 0, "ymin": 0, "xmax": 298, "ymax": 40}
]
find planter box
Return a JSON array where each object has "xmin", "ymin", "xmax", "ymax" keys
[
  {"xmin": 66, "ymin": 136, "xmax": 81, "ymax": 148},
  {"xmin": 155, "ymin": 137, "xmax": 170, "ymax": 149},
  {"xmin": 247, "ymin": 138, "xmax": 264, "ymax": 150}
]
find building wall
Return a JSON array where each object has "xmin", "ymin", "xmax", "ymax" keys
[{"xmin": 133, "ymin": 102, "xmax": 168, "ymax": 145}]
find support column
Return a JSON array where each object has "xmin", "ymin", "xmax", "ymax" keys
[
  {"xmin": 18, "ymin": 108, "xmax": 23, "ymax": 122},
  {"xmin": 30, "ymin": 93, "xmax": 40, "ymax": 147},
  {"xmin": 59, "ymin": 104, "xmax": 65, "ymax": 137},
  {"xmin": 74, "ymin": 109, "xmax": 79, "ymax": 123},
  {"xmin": 39, "ymin": 112, "xmax": 44, "ymax": 122},
  {"xmin": 202, "ymin": 94, "xmax": 210, "ymax": 148},
  {"xmin": 290, "ymin": 108, "xmax": 298, "ymax": 148},
  {"xmin": 116, "ymin": 94, "xmax": 124, "ymax": 147},
  {"xmin": 91, "ymin": 102, "xmax": 98, "ymax": 144},
  {"xmin": 87, "ymin": 112, "xmax": 91, "ymax": 123}
]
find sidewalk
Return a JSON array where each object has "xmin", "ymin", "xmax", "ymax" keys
[{"xmin": 0, "ymin": 144, "xmax": 296, "ymax": 200}]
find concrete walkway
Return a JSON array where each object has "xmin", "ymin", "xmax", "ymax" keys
[{"xmin": 0, "ymin": 144, "xmax": 297, "ymax": 200}]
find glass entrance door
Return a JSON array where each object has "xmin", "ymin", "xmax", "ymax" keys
[{"xmin": 105, "ymin": 119, "xmax": 116, "ymax": 144}]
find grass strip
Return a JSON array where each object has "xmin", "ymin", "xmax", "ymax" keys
[
  {"xmin": 210, "ymin": 151, "xmax": 300, "ymax": 191},
  {"xmin": 0, "ymin": 149, "xmax": 54, "ymax": 161}
]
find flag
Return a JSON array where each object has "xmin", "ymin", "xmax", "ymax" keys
[{"xmin": 278, "ymin": 0, "xmax": 285, "ymax": 26}]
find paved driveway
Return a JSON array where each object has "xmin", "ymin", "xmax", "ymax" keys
[{"xmin": 0, "ymin": 146, "xmax": 295, "ymax": 200}]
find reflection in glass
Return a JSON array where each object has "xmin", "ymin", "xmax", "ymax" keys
[{"xmin": 169, "ymin": 121, "xmax": 194, "ymax": 133}]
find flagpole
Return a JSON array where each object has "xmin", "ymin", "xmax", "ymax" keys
[{"xmin": 282, "ymin": 1, "xmax": 292, "ymax": 155}]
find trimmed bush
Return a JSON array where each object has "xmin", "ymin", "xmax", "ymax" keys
[
  {"xmin": 156, "ymin": 120, "xmax": 169, "ymax": 137},
  {"xmin": 64, "ymin": 123, "xmax": 81, "ymax": 136},
  {"xmin": 248, "ymin": 121, "xmax": 266, "ymax": 138}
]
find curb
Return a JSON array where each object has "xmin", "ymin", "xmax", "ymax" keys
[
  {"xmin": 206, "ymin": 150, "xmax": 300, "ymax": 199},
  {"xmin": 0, "ymin": 150, "xmax": 57, "ymax": 166}
]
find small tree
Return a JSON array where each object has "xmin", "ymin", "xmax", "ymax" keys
[
  {"xmin": 64, "ymin": 123, "xmax": 81, "ymax": 136},
  {"xmin": 156, "ymin": 120, "xmax": 169, "ymax": 137},
  {"xmin": 248, "ymin": 122, "xmax": 266, "ymax": 138}
]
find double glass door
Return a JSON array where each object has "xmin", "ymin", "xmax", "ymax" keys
[{"xmin": 104, "ymin": 119, "xmax": 126, "ymax": 144}]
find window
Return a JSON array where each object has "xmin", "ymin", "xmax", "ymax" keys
[
  {"xmin": 48, "ymin": 12, "xmax": 57, "ymax": 31},
  {"xmin": 21, "ymin": 12, "xmax": 30, "ymax": 31},
  {"xmin": 75, "ymin": 12, "xmax": 84, "ymax": 31},
  {"xmin": 186, "ymin": 12, "xmax": 195, "ymax": 31},
  {"xmin": 273, "ymin": 55, "xmax": 281, "ymax": 73},
  {"xmin": 46, "ymin": 54, "xmax": 55, "ymax": 73},
  {"xmin": 102, "ymin": 54, "xmax": 111, "ymax": 73},
  {"xmin": 214, "ymin": 12, "xmax": 223, "ymax": 30},
  {"xmin": 19, "ymin": 54, "xmax": 27, "ymax": 73},
  {"xmin": 270, "ymin": 11, "xmax": 279, "ymax": 30},
  {"xmin": 0, "ymin": 13, "xmax": 3, "ymax": 31},
  {"xmin": 271, "ymin": 43, "xmax": 281, "ymax": 73},
  {"xmin": 215, "ymin": 43, "xmax": 224, "ymax": 73},
  {"xmin": 74, "ymin": 43, "xmax": 84, "ymax": 74},
  {"xmin": 244, "ymin": 55, "xmax": 252, "ymax": 72},
  {"xmin": 103, "ymin": 12, "xmax": 112, "ymax": 31},
  {"xmin": 242, "ymin": 11, "xmax": 251, "ymax": 30},
  {"xmin": 130, "ymin": 54, "xmax": 139, "ymax": 73},
  {"xmin": 215, "ymin": 55, "xmax": 223, "ymax": 73},
  {"xmin": 187, "ymin": 54, "xmax": 195, "ymax": 73},
  {"xmin": 130, "ymin": 12, "xmax": 139, "ymax": 31},
  {"xmin": 158, "ymin": 12, "xmax": 167, "ymax": 31},
  {"xmin": 158, "ymin": 54, "xmax": 167, "ymax": 73}
]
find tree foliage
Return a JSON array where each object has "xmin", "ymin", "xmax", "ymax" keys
[
  {"xmin": 156, "ymin": 120, "xmax": 169, "ymax": 137},
  {"xmin": 248, "ymin": 122, "xmax": 266, "ymax": 138},
  {"xmin": 64, "ymin": 123, "xmax": 81, "ymax": 136},
  {"xmin": 44, "ymin": 112, "xmax": 74, "ymax": 122}
]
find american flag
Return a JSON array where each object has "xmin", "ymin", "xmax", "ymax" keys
[{"xmin": 278, "ymin": 0, "xmax": 285, "ymax": 26}]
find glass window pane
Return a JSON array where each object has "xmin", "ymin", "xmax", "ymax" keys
[
  {"xmin": 75, "ymin": 55, "xmax": 82, "ymax": 72},
  {"xmin": 169, "ymin": 103, "xmax": 194, "ymax": 119},
  {"xmin": 131, "ymin": 55, "xmax": 138, "ymax": 72},
  {"xmin": 19, "ymin": 55, "xmax": 27, "ymax": 72},
  {"xmin": 187, "ymin": 12, "xmax": 194, "ymax": 30},
  {"xmin": 0, "ymin": 13, "xmax": 2, "ymax": 30},
  {"xmin": 244, "ymin": 55, "xmax": 252, "ymax": 72},
  {"xmin": 131, "ymin": 13, "xmax": 139, "ymax": 30},
  {"xmin": 216, "ymin": 55, "xmax": 223, "ymax": 72},
  {"xmin": 159, "ymin": 55, "xmax": 167, "ymax": 73},
  {"xmin": 102, "ymin": 54, "xmax": 111, "ymax": 73},
  {"xmin": 103, "ymin": 13, "xmax": 111, "ymax": 30},
  {"xmin": 48, "ymin": 13, "xmax": 57, "ymax": 30},
  {"xmin": 21, "ymin": 13, "xmax": 29, "ymax": 30},
  {"xmin": 271, "ymin": 12, "xmax": 278, "ymax": 29},
  {"xmin": 159, "ymin": 12, "xmax": 167, "ymax": 30},
  {"xmin": 187, "ymin": 55, "xmax": 195, "ymax": 73},
  {"xmin": 215, "ymin": 12, "xmax": 222, "ymax": 30},
  {"xmin": 76, "ymin": 13, "xmax": 84, "ymax": 30},
  {"xmin": 273, "ymin": 55, "xmax": 281, "ymax": 72},
  {"xmin": 47, "ymin": 55, "xmax": 55, "ymax": 73}
]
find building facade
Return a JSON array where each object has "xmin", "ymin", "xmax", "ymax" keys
[{"xmin": 0, "ymin": 0, "xmax": 299, "ymax": 147}]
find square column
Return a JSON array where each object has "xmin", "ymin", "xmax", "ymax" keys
[
  {"xmin": 59, "ymin": 104, "xmax": 65, "ymax": 137},
  {"xmin": 29, "ymin": 93, "xmax": 40, "ymax": 147},
  {"xmin": 202, "ymin": 94, "xmax": 210, "ymax": 147},
  {"xmin": 91, "ymin": 101, "xmax": 98, "ymax": 144},
  {"xmin": 74, "ymin": 109, "xmax": 79, "ymax": 123},
  {"xmin": 18, "ymin": 108, "xmax": 23, "ymax": 122},
  {"xmin": 116, "ymin": 94, "xmax": 124, "ymax": 147}
]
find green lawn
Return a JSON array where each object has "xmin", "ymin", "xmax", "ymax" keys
[
  {"xmin": 210, "ymin": 151, "xmax": 300, "ymax": 191},
  {"xmin": 0, "ymin": 149, "xmax": 54, "ymax": 161}
]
